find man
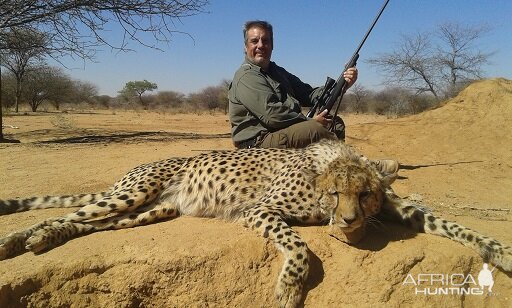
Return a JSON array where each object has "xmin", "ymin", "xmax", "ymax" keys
[
  {"xmin": 229, "ymin": 20, "xmax": 352, "ymax": 149},
  {"xmin": 228, "ymin": 20, "xmax": 398, "ymax": 175}
]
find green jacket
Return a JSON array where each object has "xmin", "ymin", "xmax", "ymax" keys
[{"xmin": 228, "ymin": 58, "xmax": 323, "ymax": 143}]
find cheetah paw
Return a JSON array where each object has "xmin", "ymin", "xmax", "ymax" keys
[
  {"xmin": 0, "ymin": 232, "xmax": 28, "ymax": 260},
  {"xmin": 25, "ymin": 227, "xmax": 53, "ymax": 253}
]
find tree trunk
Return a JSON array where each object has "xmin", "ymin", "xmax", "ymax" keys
[
  {"xmin": 15, "ymin": 78, "xmax": 22, "ymax": 113},
  {"xmin": 0, "ymin": 64, "xmax": 20, "ymax": 143},
  {"xmin": 0, "ymin": 63, "xmax": 4, "ymax": 140},
  {"xmin": 138, "ymin": 93, "xmax": 147, "ymax": 110}
]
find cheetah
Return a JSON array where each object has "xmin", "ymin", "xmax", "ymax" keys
[{"xmin": 1, "ymin": 139, "xmax": 511, "ymax": 307}]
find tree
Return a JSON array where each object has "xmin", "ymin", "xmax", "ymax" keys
[
  {"xmin": 119, "ymin": 80, "xmax": 158, "ymax": 108},
  {"xmin": 22, "ymin": 65, "xmax": 73, "ymax": 112},
  {"xmin": 0, "ymin": 55, "xmax": 4, "ymax": 140},
  {"xmin": 0, "ymin": 70, "xmax": 16, "ymax": 108},
  {"xmin": 188, "ymin": 82, "xmax": 229, "ymax": 113},
  {"xmin": 367, "ymin": 32, "xmax": 440, "ymax": 99},
  {"xmin": 0, "ymin": 1, "xmax": 209, "ymax": 58},
  {"xmin": 1, "ymin": 27, "xmax": 49, "ymax": 112},
  {"xmin": 435, "ymin": 22, "xmax": 493, "ymax": 97},
  {"xmin": 219, "ymin": 79, "xmax": 230, "ymax": 114},
  {"xmin": 348, "ymin": 84, "xmax": 370, "ymax": 113},
  {"xmin": 154, "ymin": 91, "xmax": 186, "ymax": 108},
  {"xmin": 202, "ymin": 86, "xmax": 222, "ymax": 110},
  {"xmin": 71, "ymin": 81, "xmax": 99, "ymax": 107},
  {"xmin": 367, "ymin": 22, "xmax": 493, "ymax": 100},
  {"xmin": 0, "ymin": 0, "xmax": 209, "ymax": 141},
  {"xmin": 92, "ymin": 95, "xmax": 113, "ymax": 108}
]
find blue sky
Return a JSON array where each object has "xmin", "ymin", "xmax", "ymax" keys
[{"xmin": 58, "ymin": 0, "xmax": 512, "ymax": 96}]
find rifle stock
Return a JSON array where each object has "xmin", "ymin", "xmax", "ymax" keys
[{"xmin": 306, "ymin": 0, "xmax": 390, "ymax": 128}]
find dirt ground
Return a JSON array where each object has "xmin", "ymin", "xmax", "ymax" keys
[{"xmin": 0, "ymin": 78, "xmax": 511, "ymax": 307}]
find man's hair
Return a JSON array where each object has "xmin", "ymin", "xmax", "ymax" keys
[{"xmin": 243, "ymin": 20, "xmax": 273, "ymax": 46}]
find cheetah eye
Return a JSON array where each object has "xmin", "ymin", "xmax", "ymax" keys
[
  {"xmin": 359, "ymin": 190, "xmax": 372, "ymax": 201},
  {"xmin": 328, "ymin": 188, "xmax": 338, "ymax": 195}
]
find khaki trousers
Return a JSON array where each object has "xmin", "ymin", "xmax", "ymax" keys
[{"xmin": 259, "ymin": 120, "xmax": 342, "ymax": 149}]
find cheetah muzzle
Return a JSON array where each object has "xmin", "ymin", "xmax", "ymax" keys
[{"xmin": 1, "ymin": 139, "xmax": 511, "ymax": 308}]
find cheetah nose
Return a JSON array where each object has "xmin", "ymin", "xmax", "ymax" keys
[{"xmin": 343, "ymin": 216, "xmax": 357, "ymax": 225}]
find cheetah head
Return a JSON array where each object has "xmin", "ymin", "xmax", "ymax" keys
[{"xmin": 314, "ymin": 157, "xmax": 385, "ymax": 244}]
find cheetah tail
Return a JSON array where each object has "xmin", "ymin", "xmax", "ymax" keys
[{"xmin": 0, "ymin": 192, "xmax": 110, "ymax": 215}]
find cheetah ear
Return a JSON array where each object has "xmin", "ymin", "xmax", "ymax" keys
[{"xmin": 380, "ymin": 173, "xmax": 398, "ymax": 187}]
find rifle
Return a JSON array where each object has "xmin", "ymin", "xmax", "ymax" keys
[{"xmin": 306, "ymin": 0, "xmax": 390, "ymax": 131}]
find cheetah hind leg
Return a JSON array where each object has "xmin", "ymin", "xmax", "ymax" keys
[
  {"xmin": 243, "ymin": 205, "xmax": 309, "ymax": 308},
  {"xmin": 25, "ymin": 202, "xmax": 180, "ymax": 253},
  {"xmin": 381, "ymin": 189, "xmax": 512, "ymax": 272},
  {"xmin": 50, "ymin": 187, "xmax": 162, "ymax": 224}
]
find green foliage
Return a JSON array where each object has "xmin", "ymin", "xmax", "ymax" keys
[
  {"xmin": 1, "ymin": 65, "xmax": 100, "ymax": 112},
  {"xmin": 153, "ymin": 91, "xmax": 186, "ymax": 108},
  {"xmin": 1, "ymin": 27, "xmax": 50, "ymax": 112},
  {"xmin": 0, "ymin": 73, "xmax": 16, "ymax": 108},
  {"xmin": 91, "ymin": 95, "xmax": 112, "ymax": 108},
  {"xmin": 186, "ymin": 80, "xmax": 229, "ymax": 113},
  {"xmin": 119, "ymin": 80, "xmax": 158, "ymax": 108},
  {"xmin": 0, "ymin": 1, "xmax": 209, "ymax": 60},
  {"xmin": 121, "ymin": 80, "xmax": 158, "ymax": 96},
  {"xmin": 22, "ymin": 66, "xmax": 73, "ymax": 111}
]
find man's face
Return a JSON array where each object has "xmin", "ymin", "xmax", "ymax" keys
[{"xmin": 244, "ymin": 26, "xmax": 273, "ymax": 70}]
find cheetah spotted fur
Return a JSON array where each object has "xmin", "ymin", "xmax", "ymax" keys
[{"xmin": 1, "ymin": 139, "xmax": 511, "ymax": 307}]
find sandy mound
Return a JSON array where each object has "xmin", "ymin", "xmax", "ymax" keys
[
  {"xmin": 349, "ymin": 78, "xmax": 512, "ymax": 209},
  {"xmin": 351, "ymin": 77, "xmax": 512, "ymax": 156},
  {"xmin": 411, "ymin": 78, "xmax": 512, "ymax": 160},
  {"xmin": 1, "ymin": 79, "xmax": 511, "ymax": 307}
]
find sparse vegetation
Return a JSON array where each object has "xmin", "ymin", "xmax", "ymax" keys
[
  {"xmin": 339, "ymin": 85, "xmax": 438, "ymax": 117},
  {"xmin": 0, "ymin": 66, "xmax": 467, "ymax": 117},
  {"xmin": 0, "ymin": 0, "xmax": 210, "ymax": 141},
  {"xmin": 0, "ymin": 15, "xmax": 495, "ymax": 120},
  {"xmin": 2, "ymin": 66, "xmax": 98, "ymax": 112},
  {"xmin": 119, "ymin": 80, "xmax": 158, "ymax": 109},
  {"xmin": 367, "ymin": 22, "xmax": 493, "ymax": 100}
]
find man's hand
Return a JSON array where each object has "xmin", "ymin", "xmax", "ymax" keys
[
  {"xmin": 313, "ymin": 109, "xmax": 332, "ymax": 128},
  {"xmin": 343, "ymin": 67, "xmax": 358, "ymax": 89}
]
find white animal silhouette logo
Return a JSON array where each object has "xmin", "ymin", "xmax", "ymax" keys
[{"xmin": 477, "ymin": 263, "xmax": 495, "ymax": 292}]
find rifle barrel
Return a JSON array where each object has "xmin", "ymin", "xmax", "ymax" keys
[
  {"xmin": 306, "ymin": 0, "xmax": 390, "ymax": 121},
  {"xmin": 353, "ymin": 0, "xmax": 390, "ymax": 57},
  {"xmin": 313, "ymin": 0, "xmax": 390, "ymax": 120}
]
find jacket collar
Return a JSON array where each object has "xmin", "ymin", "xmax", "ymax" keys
[{"xmin": 244, "ymin": 57, "xmax": 276, "ymax": 73}]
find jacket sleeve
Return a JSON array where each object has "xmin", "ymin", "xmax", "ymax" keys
[{"xmin": 234, "ymin": 70, "xmax": 308, "ymax": 130}]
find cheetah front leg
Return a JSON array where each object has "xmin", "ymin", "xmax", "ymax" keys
[
  {"xmin": 0, "ymin": 191, "xmax": 148, "ymax": 259},
  {"xmin": 0, "ymin": 217, "xmax": 60, "ymax": 259},
  {"xmin": 243, "ymin": 205, "xmax": 309, "ymax": 308},
  {"xmin": 0, "ymin": 187, "xmax": 154, "ymax": 258},
  {"xmin": 1, "ymin": 202, "xmax": 180, "ymax": 259},
  {"xmin": 381, "ymin": 189, "xmax": 512, "ymax": 272},
  {"xmin": 24, "ymin": 202, "xmax": 180, "ymax": 253}
]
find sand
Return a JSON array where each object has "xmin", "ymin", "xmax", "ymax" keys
[{"xmin": 0, "ymin": 78, "xmax": 511, "ymax": 307}]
